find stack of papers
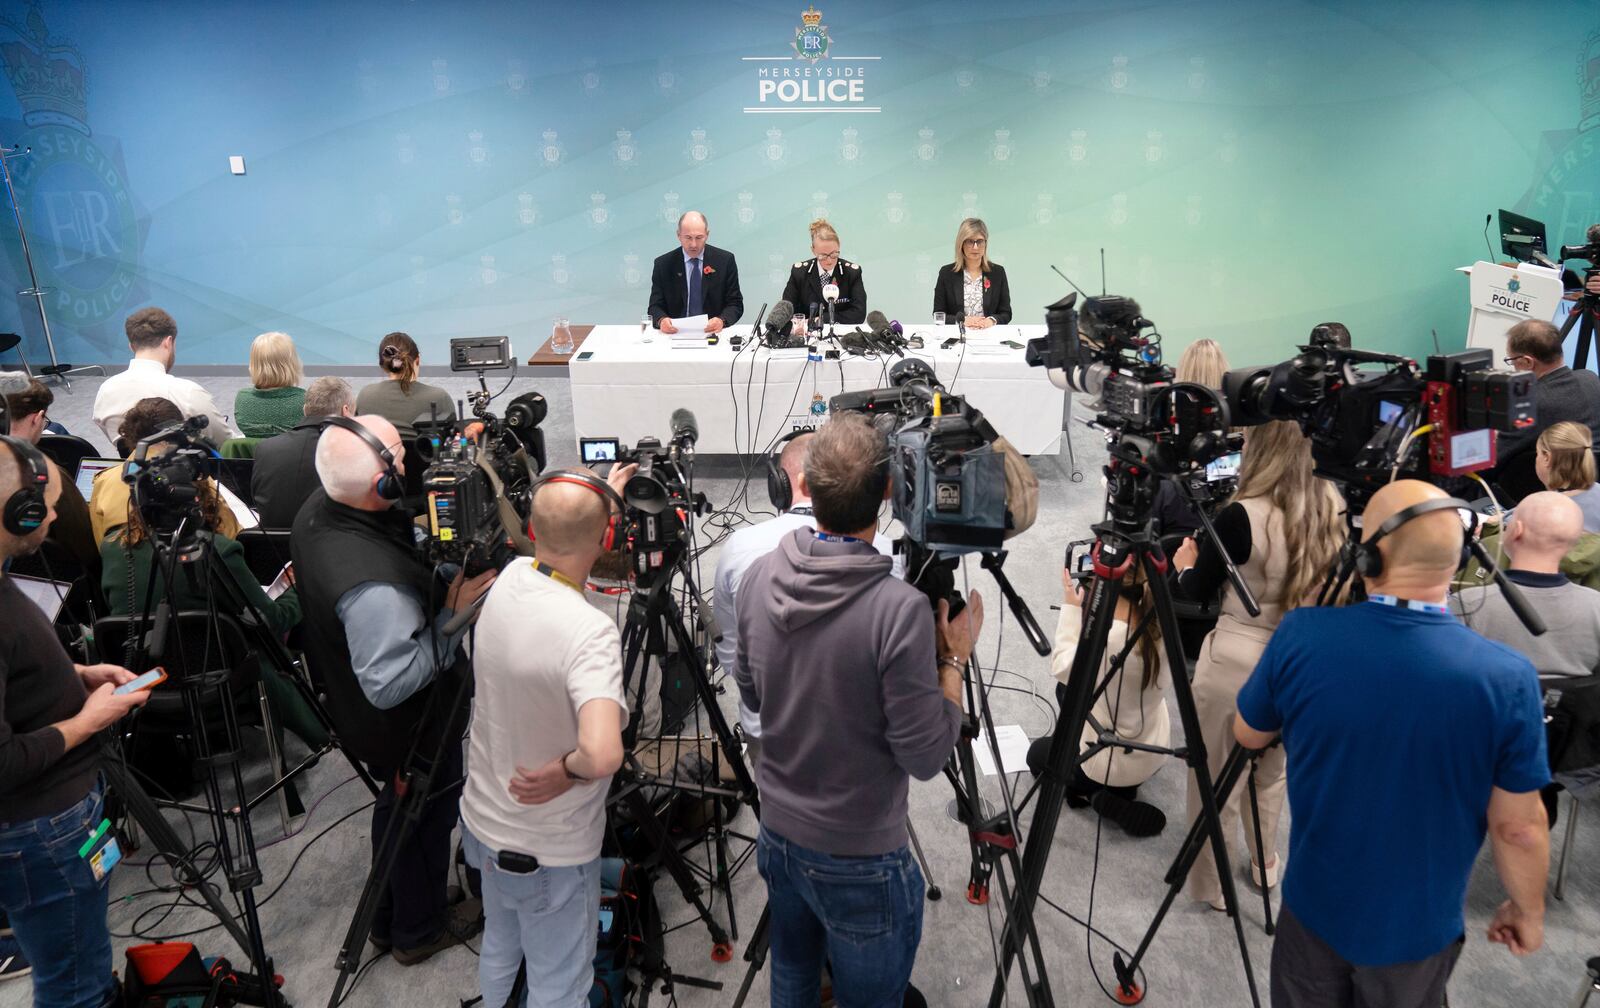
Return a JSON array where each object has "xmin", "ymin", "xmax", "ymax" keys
[{"xmin": 670, "ymin": 315, "xmax": 709, "ymax": 349}]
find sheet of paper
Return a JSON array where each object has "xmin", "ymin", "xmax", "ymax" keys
[
  {"xmin": 216, "ymin": 480, "xmax": 259, "ymax": 531},
  {"xmin": 671, "ymin": 314, "xmax": 710, "ymax": 334},
  {"xmin": 973, "ymin": 724, "xmax": 1031, "ymax": 776}
]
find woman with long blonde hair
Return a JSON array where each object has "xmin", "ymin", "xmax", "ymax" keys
[
  {"xmin": 1173, "ymin": 419, "xmax": 1345, "ymax": 908},
  {"xmin": 1533, "ymin": 421, "xmax": 1600, "ymax": 532},
  {"xmin": 1174, "ymin": 338, "xmax": 1228, "ymax": 389},
  {"xmin": 932, "ymin": 217, "xmax": 1012, "ymax": 328}
]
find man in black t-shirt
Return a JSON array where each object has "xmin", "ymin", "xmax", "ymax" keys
[{"xmin": 0, "ymin": 436, "xmax": 147, "ymax": 1003}]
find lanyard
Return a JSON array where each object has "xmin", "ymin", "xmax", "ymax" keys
[
  {"xmin": 1367, "ymin": 594, "xmax": 1449, "ymax": 616},
  {"xmin": 533, "ymin": 560, "xmax": 584, "ymax": 594},
  {"xmin": 813, "ymin": 530, "xmax": 868, "ymax": 546}
]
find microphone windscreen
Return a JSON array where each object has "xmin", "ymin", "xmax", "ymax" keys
[
  {"xmin": 822, "ymin": 283, "xmax": 840, "ymax": 302},
  {"xmin": 767, "ymin": 299, "xmax": 794, "ymax": 330},
  {"xmin": 866, "ymin": 309, "xmax": 890, "ymax": 332},
  {"xmin": 671, "ymin": 408, "xmax": 699, "ymax": 442}
]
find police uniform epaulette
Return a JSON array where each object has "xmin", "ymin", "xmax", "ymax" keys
[
  {"xmin": 793, "ymin": 260, "xmax": 809, "ymax": 269},
  {"xmin": 841, "ymin": 260, "xmax": 859, "ymax": 270}
]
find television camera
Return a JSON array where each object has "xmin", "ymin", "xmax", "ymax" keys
[{"xmin": 579, "ymin": 409, "xmax": 706, "ymax": 590}]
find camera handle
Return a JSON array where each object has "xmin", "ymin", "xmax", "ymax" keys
[{"xmin": 1174, "ymin": 474, "xmax": 1262, "ymax": 619}]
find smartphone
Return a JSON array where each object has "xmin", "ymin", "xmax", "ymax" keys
[
  {"xmin": 1001, "ymin": 339, "xmax": 1024, "ymax": 349},
  {"xmin": 576, "ymin": 350, "xmax": 594, "ymax": 361},
  {"xmin": 580, "ymin": 437, "xmax": 621, "ymax": 464},
  {"xmin": 114, "ymin": 668, "xmax": 167, "ymax": 695},
  {"xmin": 265, "ymin": 562, "xmax": 293, "ymax": 600},
  {"xmin": 1064, "ymin": 539, "xmax": 1097, "ymax": 582}
]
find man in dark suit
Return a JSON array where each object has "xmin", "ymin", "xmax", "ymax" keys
[
  {"xmin": 648, "ymin": 211, "xmax": 743, "ymax": 335},
  {"xmin": 1492, "ymin": 318, "xmax": 1600, "ymax": 504},
  {"xmin": 252, "ymin": 376, "xmax": 356, "ymax": 528}
]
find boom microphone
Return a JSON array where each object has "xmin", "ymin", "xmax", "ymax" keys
[
  {"xmin": 1483, "ymin": 213, "xmax": 1496, "ymax": 264},
  {"xmin": 763, "ymin": 300, "xmax": 795, "ymax": 340}
]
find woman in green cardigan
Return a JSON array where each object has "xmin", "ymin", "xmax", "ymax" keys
[
  {"xmin": 233, "ymin": 331, "xmax": 306, "ymax": 437},
  {"xmin": 100, "ymin": 479, "xmax": 327, "ymax": 750}
]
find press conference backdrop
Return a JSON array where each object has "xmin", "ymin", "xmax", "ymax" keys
[{"xmin": 0, "ymin": 0, "xmax": 1597, "ymax": 366}]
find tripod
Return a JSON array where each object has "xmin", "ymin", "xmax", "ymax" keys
[
  {"xmin": 118, "ymin": 526, "xmax": 310, "ymax": 1006},
  {"xmin": 0, "ymin": 142, "xmax": 102, "ymax": 387},
  {"xmin": 1573, "ymin": 955, "xmax": 1600, "ymax": 1008},
  {"xmin": 1563, "ymin": 279, "xmax": 1598, "ymax": 372},
  {"xmin": 991, "ymin": 453, "xmax": 1268, "ymax": 1008},
  {"xmin": 618, "ymin": 557, "xmax": 760, "ymax": 960}
]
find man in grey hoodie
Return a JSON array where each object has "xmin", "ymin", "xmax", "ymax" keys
[{"xmin": 735, "ymin": 412, "xmax": 983, "ymax": 1008}]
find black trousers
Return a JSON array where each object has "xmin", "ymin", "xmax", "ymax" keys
[
  {"xmin": 368, "ymin": 742, "xmax": 464, "ymax": 950},
  {"xmin": 1271, "ymin": 906, "xmax": 1462, "ymax": 1008}
]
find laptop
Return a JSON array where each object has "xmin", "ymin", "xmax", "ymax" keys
[
  {"xmin": 10, "ymin": 572, "xmax": 71, "ymax": 623},
  {"xmin": 75, "ymin": 457, "xmax": 121, "ymax": 500}
]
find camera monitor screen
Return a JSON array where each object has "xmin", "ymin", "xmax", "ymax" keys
[
  {"xmin": 1498, "ymin": 209, "xmax": 1548, "ymax": 263},
  {"xmin": 580, "ymin": 438, "xmax": 621, "ymax": 464},
  {"xmin": 1205, "ymin": 452, "xmax": 1241, "ymax": 482}
]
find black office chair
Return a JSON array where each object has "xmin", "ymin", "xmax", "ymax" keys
[
  {"xmin": 37, "ymin": 433, "xmax": 100, "ymax": 481},
  {"xmin": 1543, "ymin": 671, "xmax": 1600, "ymax": 901},
  {"xmin": 94, "ymin": 611, "xmax": 298, "ymax": 829},
  {"xmin": 0, "ymin": 332, "xmax": 30, "ymax": 376},
  {"xmin": 234, "ymin": 528, "xmax": 293, "ymax": 584}
]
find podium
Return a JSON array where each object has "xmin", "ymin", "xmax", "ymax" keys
[{"xmin": 1461, "ymin": 260, "xmax": 1564, "ymax": 361}]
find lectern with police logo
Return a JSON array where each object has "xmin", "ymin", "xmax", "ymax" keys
[{"xmin": 1462, "ymin": 260, "xmax": 1564, "ymax": 362}]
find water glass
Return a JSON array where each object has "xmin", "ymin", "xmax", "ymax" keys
[
  {"xmin": 933, "ymin": 311, "xmax": 946, "ymax": 327},
  {"xmin": 792, "ymin": 314, "xmax": 807, "ymax": 337},
  {"xmin": 551, "ymin": 316, "xmax": 574, "ymax": 354}
]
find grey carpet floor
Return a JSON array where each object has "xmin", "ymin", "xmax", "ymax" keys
[{"xmin": 0, "ymin": 370, "xmax": 1590, "ymax": 1007}]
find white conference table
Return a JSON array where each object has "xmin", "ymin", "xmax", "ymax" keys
[{"xmin": 568, "ymin": 323, "xmax": 1066, "ymax": 455}]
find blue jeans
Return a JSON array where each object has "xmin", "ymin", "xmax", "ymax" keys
[
  {"xmin": 756, "ymin": 825, "xmax": 924, "ymax": 1008},
  {"xmin": 0, "ymin": 783, "xmax": 115, "ymax": 1008},
  {"xmin": 461, "ymin": 825, "xmax": 600, "ymax": 1008}
]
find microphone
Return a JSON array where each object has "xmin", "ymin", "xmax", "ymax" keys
[
  {"xmin": 1483, "ymin": 213, "xmax": 1496, "ymax": 264},
  {"xmin": 763, "ymin": 300, "xmax": 795, "ymax": 343},
  {"xmin": 865, "ymin": 310, "xmax": 907, "ymax": 356},
  {"xmin": 822, "ymin": 282, "xmax": 839, "ymax": 304},
  {"xmin": 184, "ymin": 414, "xmax": 209, "ymax": 432},
  {"xmin": 956, "ymin": 314, "xmax": 967, "ymax": 340},
  {"xmin": 670, "ymin": 408, "xmax": 699, "ymax": 448}
]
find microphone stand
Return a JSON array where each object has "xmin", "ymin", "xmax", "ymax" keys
[{"xmin": 0, "ymin": 143, "xmax": 103, "ymax": 389}]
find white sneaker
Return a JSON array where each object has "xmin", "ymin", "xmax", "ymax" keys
[{"xmin": 1251, "ymin": 856, "xmax": 1282, "ymax": 890}]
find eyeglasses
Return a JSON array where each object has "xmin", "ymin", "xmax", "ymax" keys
[
  {"xmin": 964, "ymin": 238, "xmax": 988, "ymax": 247},
  {"xmin": 1503, "ymin": 354, "xmax": 1530, "ymax": 366},
  {"xmin": 816, "ymin": 250, "xmax": 842, "ymax": 263}
]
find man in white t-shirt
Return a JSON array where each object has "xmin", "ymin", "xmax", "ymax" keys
[
  {"xmin": 461, "ymin": 463, "xmax": 635, "ymax": 1007},
  {"xmin": 91, "ymin": 307, "xmax": 237, "ymax": 450}
]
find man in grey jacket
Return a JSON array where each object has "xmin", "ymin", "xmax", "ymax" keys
[
  {"xmin": 735, "ymin": 412, "xmax": 983, "ymax": 1007},
  {"xmin": 1493, "ymin": 318, "xmax": 1600, "ymax": 502}
]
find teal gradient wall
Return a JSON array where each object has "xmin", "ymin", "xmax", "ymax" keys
[{"xmin": 0, "ymin": 0, "xmax": 1596, "ymax": 366}]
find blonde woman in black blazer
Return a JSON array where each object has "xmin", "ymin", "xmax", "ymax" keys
[{"xmin": 932, "ymin": 217, "xmax": 1011, "ymax": 327}]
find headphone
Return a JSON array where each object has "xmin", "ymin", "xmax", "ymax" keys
[
  {"xmin": 766, "ymin": 429, "xmax": 811, "ymax": 511},
  {"xmin": 1, "ymin": 435, "xmax": 50, "ymax": 535},
  {"xmin": 322, "ymin": 416, "xmax": 404, "ymax": 500},
  {"xmin": 1351, "ymin": 496, "xmax": 1475, "ymax": 579},
  {"xmin": 528, "ymin": 467, "xmax": 626, "ymax": 551}
]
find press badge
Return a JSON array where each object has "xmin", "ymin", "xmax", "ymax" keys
[{"xmin": 78, "ymin": 819, "xmax": 122, "ymax": 882}]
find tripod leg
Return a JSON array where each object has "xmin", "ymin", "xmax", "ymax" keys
[
  {"xmin": 619, "ymin": 783, "xmax": 731, "ymax": 956},
  {"xmin": 103, "ymin": 759, "xmax": 257, "ymax": 957},
  {"xmin": 905, "ymin": 818, "xmax": 940, "ymax": 901},
  {"xmin": 729, "ymin": 906, "xmax": 770, "ymax": 1008},
  {"xmin": 1246, "ymin": 757, "xmax": 1276, "ymax": 935}
]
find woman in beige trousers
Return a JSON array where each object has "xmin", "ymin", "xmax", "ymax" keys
[{"xmin": 1173, "ymin": 420, "xmax": 1345, "ymax": 910}]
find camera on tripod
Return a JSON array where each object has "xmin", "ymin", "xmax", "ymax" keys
[
  {"xmin": 830, "ymin": 358, "xmax": 1011, "ymax": 555},
  {"xmin": 125, "ymin": 416, "xmax": 223, "ymax": 548},
  {"xmin": 419, "ymin": 336, "xmax": 550, "ymax": 575},
  {"xmin": 1222, "ymin": 336, "xmax": 1534, "ymax": 498},
  {"xmin": 581, "ymin": 410, "xmax": 707, "ymax": 589}
]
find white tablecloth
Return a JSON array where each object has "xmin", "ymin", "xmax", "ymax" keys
[{"xmin": 569, "ymin": 323, "xmax": 1065, "ymax": 455}]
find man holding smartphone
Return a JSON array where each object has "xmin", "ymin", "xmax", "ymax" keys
[
  {"xmin": 0, "ymin": 436, "xmax": 148, "ymax": 1002},
  {"xmin": 460, "ymin": 462, "xmax": 635, "ymax": 1007}
]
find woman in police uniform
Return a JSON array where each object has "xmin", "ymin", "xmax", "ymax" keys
[{"xmin": 780, "ymin": 219, "xmax": 867, "ymax": 326}]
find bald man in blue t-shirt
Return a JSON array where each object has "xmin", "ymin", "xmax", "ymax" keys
[{"xmin": 1234, "ymin": 480, "xmax": 1550, "ymax": 1008}]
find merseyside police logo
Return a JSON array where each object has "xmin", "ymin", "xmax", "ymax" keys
[
  {"xmin": 540, "ymin": 129, "xmax": 564, "ymax": 167},
  {"xmin": 588, "ymin": 192, "xmax": 610, "ymax": 228},
  {"xmin": 686, "ymin": 128, "xmax": 711, "ymax": 165},
  {"xmin": 622, "ymin": 253, "xmax": 643, "ymax": 288},
  {"xmin": 656, "ymin": 58, "xmax": 678, "ymax": 96},
  {"xmin": 1110, "ymin": 55, "xmax": 1129, "ymax": 91},
  {"xmin": 432, "ymin": 58, "xmax": 450, "ymax": 95},
  {"xmin": 661, "ymin": 190, "xmax": 681, "ymax": 226},
  {"xmin": 1144, "ymin": 130, "xmax": 1164, "ymax": 164},
  {"xmin": 957, "ymin": 192, "xmax": 980, "ymax": 223},
  {"xmin": 1068, "ymin": 129, "xmax": 1088, "ymax": 164},
  {"xmin": 410, "ymin": 255, "xmax": 427, "ymax": 289},
  {"xmin": 581, "ymin": 59, "xmax": 602, "ymax": 96},
  {"xmin": 1031, "ymin": 61, "xmax": 1052, "ymax": 93},
  {"xmin": 517, "ymin": 193, "xmax": 537, "ymax": 226},
  {"xmin": 1109, "ymin": 192, "xmax": 1129, "ymax": 229},
  {"xmin": 480, "ymin": 255, "xmax": 497, "ymax": 287},
  {"xmin": 551, "ymin": 255, "xmax": 571, "ymax": 288},
  {"xmin": 1033, "ymin": 194, "xmax": 1055, "ymax": 227},
  {"xmin": 506, "ymin": 59, "xmax": 526, "ymax": 95},
  {"xmin": 445, "ymin": 193, "xmax": 463, "ymax": 226},
  {"xmin": 769, "ymin": 253, "xmax": 787, "ymax": 288},
  {"xmin": 914, "ymin": 253, "xmax": 933, "ymax": 288},
  {"xmin": 1516, "ymin": 29, "xmax": 1600, "ymax": 242},
  {"xmin": 839, "ymin": 127, "xmax": 861, "ymax": 163},
  {"xmin": 810, "ymin": 191, "xmax": 829, "ymax": 220},
  {"xmin": 1188, "ymin": 57, "xmax": 1207, "ymax": 91},
  {"xmin": 810, "ymin": 392, "xmax": 827, "ymax": 416},
  {"xmin": 468, "ymin": 130, "xmax": 488, "ymax": 166},
  {"xmin": 914, "ymin": 126, "xmax": 938, "ymax": 164},
  {"xmin": 1186, "ymin": 194, "xmax": 1203, "ymax": 227},
  {"xmin": 793, "ymin": 6, "xmax": 830, "ymax": 64},
  {"xmin": 989, "ymin": 128, "xmax": 1012, "ymax": 164},
  {"xmin": 736, "ymin": 192, "xmax": 757, "ymax": 227},
  {"xmin": 375, "ymin": 194, "xmax": 393, "ymax": 230},
  {"xmin": 764, "ymin": 127, "xmax": 787, "ymax": 165},
  {"xmin": 1508, "ymin": 276, "xmax": 1522, "ymax": 294},
  {"xmin": 612, "ymin": 130, "xmax": 638, "ymax": 168},
  {"xmin": 1220, "ymin": 130, "xmax": 1239, "ymax": 166},
  {"xmin": 396, "ymin": 132, "xmax": 415, "ymax": 165},
  {"xmin": 885, "ymin": 191, "xmax": 907, "ymax": 226}
]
